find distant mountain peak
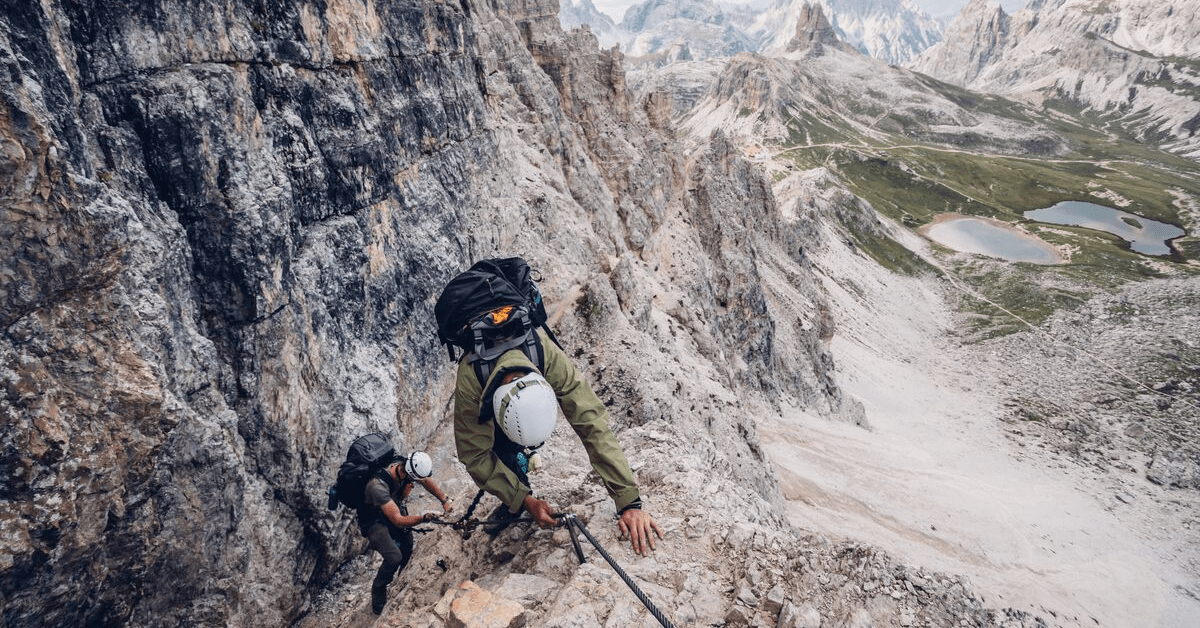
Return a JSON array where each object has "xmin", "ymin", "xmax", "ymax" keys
[
  {"xmin": 560, "ymin": 0, "xmax": 624, "ymax": 47},
  {"xmin": 787, "ymin": 3, "xmax": 852, "ymax": 54},
  {"xmin": 754, "ymin": 0, "xmax": 945, "ymax": 64},
  {"xmin": 910, "ymin": 0, "xmax": 1200, "ymax": 160},
  {"xmin": 564, "ymin": 0, "xmax": 945, "ymax": 65}
]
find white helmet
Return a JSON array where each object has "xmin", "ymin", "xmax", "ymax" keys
[
  {"xmin": 404, "ymin": 451, "xmax": 433, "ymax": 479},
  {"xmin": 492, "ymin": 372, "xmax": 558, "ymax": 447}
]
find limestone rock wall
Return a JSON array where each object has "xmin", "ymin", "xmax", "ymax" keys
[{"xmin": 0, "ymin": 0, "xmax": 847, "ymax": 626}]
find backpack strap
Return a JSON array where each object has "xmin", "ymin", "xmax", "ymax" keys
[
  {"xmin": 395, "ymin": 473, "xmax": 414, "ymax": 516},
  {"xmin": 368, "ymin": 467, "xmax": 398, "ymax": 505},
  {"xmin": 538, "ymin": 323, "xmax": 564, "ymax": 352},
  {"xmin": 468, "ymin": 333, "xmax": 531, "ymax": 383},
  {"xmin": 370, "ymin": 467, "xmax": 416, "ymax": 515}
]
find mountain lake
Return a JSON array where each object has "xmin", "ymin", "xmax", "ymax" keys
[
  {"xmin": 1024, "ymin": 201, "xmax": 1185, "ymax": 256},
  {"xmin": 923, "ymin": 214, "xmax": 1061, "ymax": 264}
]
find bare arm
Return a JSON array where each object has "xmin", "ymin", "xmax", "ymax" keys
[
  {"xmin": 379, "ymin": 500, "xmax": 428, "ymax": 528},
  {"xmin": 420, "ymin": 478, "xmax": 455, "ymax": 514}
]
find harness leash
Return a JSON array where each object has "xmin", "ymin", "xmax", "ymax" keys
[
  {"xmin": 428, "ymin": 515, "xmax": 532, "ymax": 533},
  {"xmin": 441, "ymin": 489, "xmax": 532, "ymax": 539},
  {"xmin": 426, "ymin": 500, "xmax": 533, "ymax": 538}
]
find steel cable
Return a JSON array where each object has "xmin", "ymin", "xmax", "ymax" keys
[{"xmin": 560, "ymin": 514, "xmax": 676, "ymax": 628}]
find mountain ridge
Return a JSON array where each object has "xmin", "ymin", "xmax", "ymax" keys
[
  {"xmin": 910, "ymin": 0, "xmax": 1200, "ymax": 159},
  {"xmin": 561, "ymin": 0, "xmax": 946, "ymax": 65}
]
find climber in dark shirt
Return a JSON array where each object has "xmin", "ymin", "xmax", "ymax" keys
[{"xmin": 360, "ymin": 451, "xmax": 454, "ymax": 615}]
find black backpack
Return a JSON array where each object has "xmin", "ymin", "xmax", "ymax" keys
[
  {"xmin": 434, "ymin": 257, "xmax": 560, "ymax": 385},
  {"xmin": 327, "ymin": 432, "xmax": 400, "ymax": 511}
]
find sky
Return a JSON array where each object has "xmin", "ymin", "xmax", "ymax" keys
[{"xmin": 587, "ymin": 0, "xmax": 1027, "ymax": 23}]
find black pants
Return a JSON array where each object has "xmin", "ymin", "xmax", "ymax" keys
[{"xmin": 365, "ymin": 522, "xmax": 413, "ymax": 595}]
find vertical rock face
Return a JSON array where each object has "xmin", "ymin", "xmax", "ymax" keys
[
  {"xmin": 2, "ymin": 2, "xmax": 495, "ymax": 625},
  {"xmin": 906, "ymin": 0, "xmax": 1009, "ymax": 86},
  {"xmin": 0, "ymin": 0, "xmax": 848, "ymax": 626}
]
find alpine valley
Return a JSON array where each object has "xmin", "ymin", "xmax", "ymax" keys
[{"xmin": 1, "ymin": 1, "xmax": 1198, "ymax": 628}]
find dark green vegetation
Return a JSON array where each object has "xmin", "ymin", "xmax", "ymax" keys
[
  {"xmin": 848, "ymin": 223, "xmax": 938, "ymax": 277},
  {"xmin": 945, "ymin": 261, "xmax": 1093, "ymax": 340}
]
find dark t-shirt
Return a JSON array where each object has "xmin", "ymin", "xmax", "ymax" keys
[
  {"xmin": 364, "ymin": 476, "xmax": 396, "ymax": 510},
  {"xmin": 358, "ymin": 472, "xmax": 415, "ymax": 532}
]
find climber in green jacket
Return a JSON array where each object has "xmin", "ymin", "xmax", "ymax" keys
[{"xmin": 453, "ymin": 331, "xmax": 663, "ymax": 555}]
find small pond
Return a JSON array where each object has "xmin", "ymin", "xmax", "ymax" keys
[
  {"xmin": 924, "ymin": 217, "xmax": 1061, "ymax": 265},
  {"xmin": 1024, "ymin": 201, "xmax": 1185, "ymax": 256}
]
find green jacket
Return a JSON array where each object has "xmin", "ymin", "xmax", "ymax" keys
[{"xmin": 453, "ymin": 333, "xmax": 641, "ymax": 513}]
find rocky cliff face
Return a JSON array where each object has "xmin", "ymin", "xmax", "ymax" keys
[
  {"xmin": 0, "ymin": 0, "xmax": 855, "ymax": 626},
  {"xmin": 910, "ymin": 0, "xmax": 1200, "ymax": 159},
  {"xmin": 906, "ymin": 0, "xmax": 1009, "ymax": 86}
]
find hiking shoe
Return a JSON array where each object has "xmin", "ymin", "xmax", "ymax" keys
[
  {"xmin": 486, "ymin": 503, "xmax": 511, "ymax": 521},
  {"xmin": 371, "ymin": 588, "xmax": 386, "ymax": 615},
  {"xmin": 485, "ymin": 503, "xmax": 530, "ymax": 538}
]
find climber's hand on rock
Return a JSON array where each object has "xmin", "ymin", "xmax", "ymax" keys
[{"xmin": 618, "ymin": 508, "xmax": 663, "ymax": 556}]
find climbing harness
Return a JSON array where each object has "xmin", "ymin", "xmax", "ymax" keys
[{"xmin": 556, "ymin": 513, "xmax": 677, "ymax": 628}]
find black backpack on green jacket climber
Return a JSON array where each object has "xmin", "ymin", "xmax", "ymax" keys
[
  {"xmin": 327, "ymin": 432, "xmax": 400, "ymax": 511},
  {"xmin": 434, "ymin": 257, "xmax": 561, "ymax": 385}
]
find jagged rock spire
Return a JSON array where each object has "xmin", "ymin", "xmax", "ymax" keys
[{"xmin": 786, "ymin": 2, "xmax": 847, "ymax": 55}]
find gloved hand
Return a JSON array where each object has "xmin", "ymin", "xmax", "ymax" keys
[{"xmin": 422, "ymin": 512, "xmax": 439, "ymax": 522}]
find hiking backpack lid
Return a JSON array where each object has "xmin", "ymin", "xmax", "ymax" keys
[
  {"xmin": 434, "ymin": 257, "xmax": 559, "ymax": 384},
  {"xmin": 328, "ymin": 432, "xmax": 400, "ymax": 511},
  {"xmin": 434, "ymin": 257, "xmax": 548, "ymax": 350}
]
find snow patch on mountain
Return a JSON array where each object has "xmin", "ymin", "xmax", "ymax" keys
[{"xmin": 751, "ymin": 0, "xmax": 945, "ymax": 64}]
